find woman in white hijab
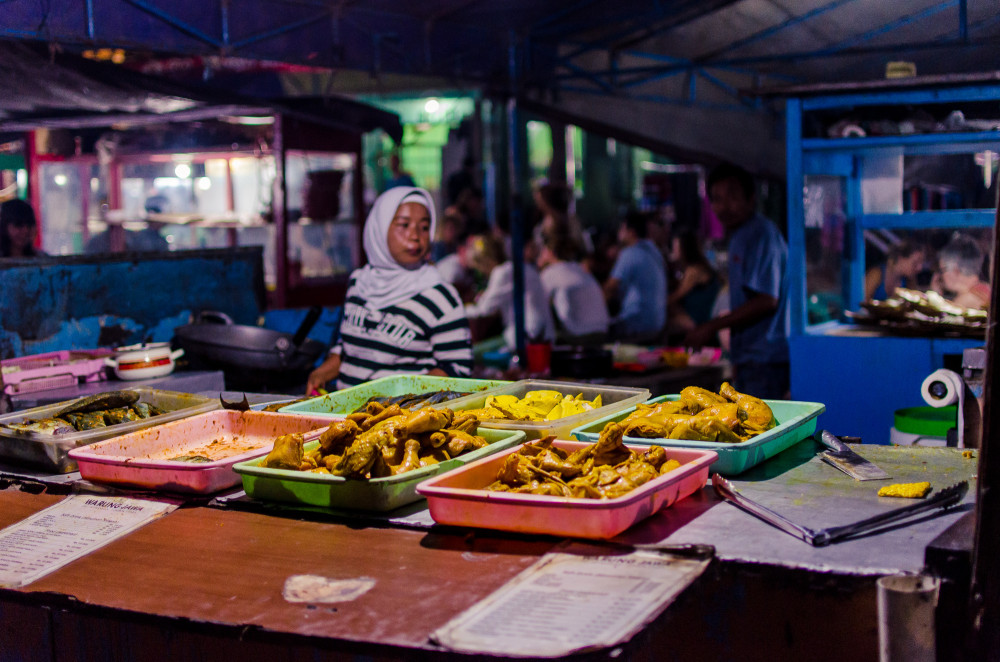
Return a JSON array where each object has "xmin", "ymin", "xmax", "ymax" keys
[{"xmin": 306, "ymin": 187, "xmax": 473, "ymax": 393}]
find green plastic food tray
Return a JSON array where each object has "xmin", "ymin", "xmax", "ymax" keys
[
  {"xmin": 233, "ymin": 427, "xmax": 526, "ymax": 512},
  {"xmin": 570, "ymin": 395, "xmax": 826, "ymax": 476},
  {"xmin": 279, "ymin": 375, "xmax": 511, "ymax": 418},
  {"xmin": 439, "ymin": 379, "xmax": 650, "ymax": 441}
]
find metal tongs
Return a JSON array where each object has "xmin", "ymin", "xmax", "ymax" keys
[{"xmin": 712, "ymin": 474, "xmax": 969, "ymax": 547}]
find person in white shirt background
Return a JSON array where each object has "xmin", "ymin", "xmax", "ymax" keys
[
  {"xmin": 464, "ymin": 233, "xmax": 555, "ymax": 350},
  {"xmin": 537, "ymin": 230, "xmax": 609, "ymax": 345}
]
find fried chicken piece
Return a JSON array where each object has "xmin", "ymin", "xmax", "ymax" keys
[
  {"xmin": 361, "ymin": 404, "xmax": 404, "ymax": 430},
  {"xmin": 443, "ymin": 429, "xmax": 488, "ymax": 457},
  {"xmin": 262, "ymin": 433, "xmax": 304, "ymax": 470},
  {"xmin": 403, "ymin": 407, "xmax": 454, "ymax": 435},
  {"xmin": 393, "ymin": 438, "xmax": 423, "ymax": 475},
  {"xmin": 318, "ymin": 419, "xmax": 361, "ymax": 455},
  {"xmin": 329, "ymin": 427, "xmax": 392, "ymax": 477}
]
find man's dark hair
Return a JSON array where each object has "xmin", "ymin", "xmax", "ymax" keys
[
  {"xmin": 707, "ymin": 162, "xmax": 755, "ymax": 200},
  {"xmin": 545, "ymin": 230, "xmax": 583, "ymax": 262},
  {"xmin": 623, "ymin": 210, "xmax": 650, "ymax": 239}
]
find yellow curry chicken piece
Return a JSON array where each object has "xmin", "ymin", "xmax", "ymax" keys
[
  {"xmin": 260, "ymin": 402, "xmax": 488, "ymax": 479},
  {"xmin": 466, "ymin": 390, "xmax": 603, "ymax": 422},
  {"xmin": 485, "ymin": 424, "xmax": 682, "ymax": 499},
  {"xmin": 613, "ymin": 382, "xmax": 776, "ymax": 444}
]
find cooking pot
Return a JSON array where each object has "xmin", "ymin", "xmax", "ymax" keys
[
  {"xmin": 105, "ymin": 343, "xmax": 184, "ymax": 380},
  {"xmin": 173, "ymin": 309, "xmax": 325, "ymax": 389}
]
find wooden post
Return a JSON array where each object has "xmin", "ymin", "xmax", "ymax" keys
[{"xmin": 969, "ymin": 192, "xmax": 1000, "ymax": 658}]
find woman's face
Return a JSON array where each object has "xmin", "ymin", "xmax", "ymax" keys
[
  {"xmin": 939, "ymin": 260, "xmax": 978, "ymax": 294},
  {"xmin": 387, "ymin": 202, "xmax": 431, "ymax": 268},
  {"xmin": 896, "ymin": 251, "xmax": 924, "ymax": 279},
  {"xmin": 6, "ymin": 222, "xmax": 36, "ymax": 254}
]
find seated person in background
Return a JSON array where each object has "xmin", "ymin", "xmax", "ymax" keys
[
  {"xmin": 603, "ymin": 210, "xmax": 668, "ymax": 343},
  {"xmin": 464, "ymin": 233, "xmax": 554, "ymax": 350},
  {"xmin": 532, "ymin": 180, "xmax": 590, "ymax": 259},
  {"xmin": 864, "ymin": 240, "xmax": 925, "ymax": 301},
  {"xmin": 0, "ymin": 199, "xmax": 45, "ymax": 257},
  {"xmin": 445, "ymin": 186, "xmax": 489, "ymax": 237},
  {"xmin": 933, "ymin": 233, "xmax": 991, "ymax": 310},
  {"xmin": 667, "ymin": 230, "xmax": 721, "ymax": 336},
  {"xmin": 537, "ymin": 231, "xmax": 609, "ymax": 345},
  {"xmin": 434, "ymin": 227, "xmax": 477, "ymax": 303},
  {"xmin": 306, "ymin": 187, "xmax": 473, "ymax": 393}
]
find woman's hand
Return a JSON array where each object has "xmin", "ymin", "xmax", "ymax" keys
[{"xmin": 306, "ymin": 354, "xmax": 341, "ymax": 395}]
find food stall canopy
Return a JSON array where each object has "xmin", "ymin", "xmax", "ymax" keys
[
  {"xmin": 0, "ymin": 40, "xmax": 402, "ymax": 142},
  {"xmin": 3, "ymin": 1, "xmax": 1000, "ymax": 174}
]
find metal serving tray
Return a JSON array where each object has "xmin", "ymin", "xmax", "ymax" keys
[{"xmin": 0, "ymin": 388, "xmax": 219, "ymax": 473}]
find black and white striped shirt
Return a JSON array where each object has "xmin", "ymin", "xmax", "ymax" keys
[{"xmin": 334, "ymin": 280, "xmax": 473, "ymax": 389}]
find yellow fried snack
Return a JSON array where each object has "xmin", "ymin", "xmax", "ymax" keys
[
  {"xmin": 878, "ymin": 482, "xmax": 932, "ymax": 498},
  {"xmin": 464, "ymin": 391, "xmax": 603, "ymax": 422}
]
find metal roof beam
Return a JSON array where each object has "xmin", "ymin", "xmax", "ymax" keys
[
  {"xmin": 824, "ymin": 0, "xmax": 958, "ymax": 53},
  {"xmin": 558, "ymin": 84, "xmax": 763, "ymax": 114},
  {"xmin": 228, "ymin": 9, "xmax": 333, "ymax": 51},
  {"xmin": 698, "ymin": 0, "xmax": 860, "ymax": 63},
  {"xmin": 120, "ymin": 0, "xmax": 223, "ymax": 48},
  {"xmin": 610, "ymin": 0, "xmax": 742, "ymax": 52}
]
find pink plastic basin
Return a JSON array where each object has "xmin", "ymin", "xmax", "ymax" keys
[
  {"xmin": 416, "ymin": 440, "xmax": 717, "ymax": 539},
  {"xmin": 68, "ymin": 410, "xmax": 334, "ymax": 494}
]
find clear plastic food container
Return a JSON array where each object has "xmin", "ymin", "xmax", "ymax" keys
[
  {"xmin": 571, "ymin": 395, "xmax": 826, "ymax": 475},
  {"xmin": 416, "ymin": 441, "xmax": 717, "ymax": 539},
  {"xmin": 233, "ymin": 427, "xmax": 526, "ymax": 512},
  {"xmin": 0, "ymin": 388, "xmax": 219, "ymax": 473},
  {"xmin": 280, "ymin": 374, "xmax": 511, "ymax": 418},
  {"xmin": 438, "ymin": 379, "xmax": 650, "ymax": 440},
  {"xmin": 68, "ymin": 410, "xmax": 336, "ymax": 494}
]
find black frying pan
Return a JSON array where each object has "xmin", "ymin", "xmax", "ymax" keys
[{"xmin": 174, "ymin": 307, "xmax": 325, "ymax": 373}]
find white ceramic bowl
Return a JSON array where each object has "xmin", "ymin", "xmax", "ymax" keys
[{"xmin": 105, "ymin": 343, "xmax": 184, "ymax": 381}]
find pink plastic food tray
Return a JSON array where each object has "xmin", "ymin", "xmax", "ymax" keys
[
  {"xmin": 416, "ymin": 440, "xmax": 717, "ymax": 539},
  {"xmin": 68, "ymin": 410, "xmax": 334, "ymax": 494},
  {"xmin": 2, "ymin": 350, "xmax": 112, "ymax": 394}
]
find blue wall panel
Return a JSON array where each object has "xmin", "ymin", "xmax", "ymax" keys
[
  {"xmin": 791, "ymin": 334, "xmax": 981, "ymax": 444},
  {"xmin": 0, "ymin": 248, "xmax": 265, "ymax": 357}
]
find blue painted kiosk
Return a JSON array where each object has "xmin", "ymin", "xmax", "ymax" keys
[{"xmin": 781, "ymin": 75, "xmax": 995, "ymax": 444}]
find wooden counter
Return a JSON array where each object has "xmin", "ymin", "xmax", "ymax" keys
[{"xmin": 1, "ymin": 439, "xmax": 977, "ymax": 661}]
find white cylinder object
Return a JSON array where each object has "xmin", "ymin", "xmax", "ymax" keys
[
  {"xmin": 921, "ymin": 369, "xmax": 962, "ymax": 408},
  {"xmin": 877, "ymin": 573, "xmax": 939, "ymax": 662}
]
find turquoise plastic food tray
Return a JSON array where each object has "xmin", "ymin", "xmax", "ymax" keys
[
  {"xmin": 279, "ymin": 375, "xmax": 510, "ymax": 418},
  {"xmin": 570, "ymin": 395, "xmax": 825, "ymax": 476},
  {"xmin": 234, "ymin": 427, "xmax": 525, "ymax": 512}
]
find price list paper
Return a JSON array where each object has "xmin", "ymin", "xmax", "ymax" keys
[
  {"xmin": 431, "ymin": 545, "xmax": 711, "ymax": 658},
  {"xmin": 0, "ymin": 495, "xmax": 176, "ymax": 589}
]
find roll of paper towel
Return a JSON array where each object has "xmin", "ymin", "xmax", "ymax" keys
[{"xmin": 921, "ymin": 369, "xmax": 962, "ymax": 408}]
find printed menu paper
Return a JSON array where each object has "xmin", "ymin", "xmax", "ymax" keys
[
  {"xmin": 431, "ymin": 544, "xmax": 711, "ymax": 657},
  {"xmin": 0, "ymin": 495, "xmax": 176, "ymax": 588}
]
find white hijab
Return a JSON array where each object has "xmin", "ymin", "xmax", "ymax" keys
[{"xmin": 351, "ymin": 186, "xmax": 443, "ymax": 310}]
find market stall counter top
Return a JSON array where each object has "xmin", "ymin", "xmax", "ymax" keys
[
  {"xmin": 0, "ymin": 405, "xmax": 975, "ymax": 661},
  {"xmin": 614, "ymin": 440, "xmax": 976, "ymax": 575}
]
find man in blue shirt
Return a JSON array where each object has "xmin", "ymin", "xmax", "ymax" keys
[
  {"xmin": 604, "ymin": 210, "xmax": 668, "ymax": 342},
  {"xmin": 686, "ymin": 163, "xmax": 790, "ymax": 399}
]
